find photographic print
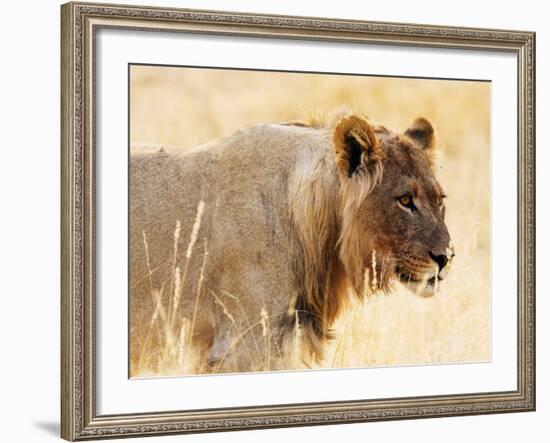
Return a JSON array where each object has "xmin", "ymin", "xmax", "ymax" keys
[
  {"xmin": 62, "ymin": 4, "xmax": 535, "ymax": 439},
  {"xmin": 129, "ymin": 65, "xmax": 491, "ymax": 378}
]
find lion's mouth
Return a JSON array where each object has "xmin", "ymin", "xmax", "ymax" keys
[
  {"xmin": 396, "ymin": 268, "xmax": 439, "ymax": 297},
  {"xmin": 398, "ymin": 272, "xmax": 437, "ymax": 287}
]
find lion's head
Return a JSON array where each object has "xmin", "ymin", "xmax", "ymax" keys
[{"xmin": 333, "ymin": 115, "xmax": 455, "ymax": 298}]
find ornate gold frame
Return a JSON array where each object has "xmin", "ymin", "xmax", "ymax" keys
[{"xmin": 61, "ymin": 2, "xmax": 536, "ymax": 440}]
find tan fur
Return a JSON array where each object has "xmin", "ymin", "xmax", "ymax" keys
[
  {"xmin": 130, "ymin": 111, "xmax": 453, "ymax": 373},
  {"xmin": 404, "ymin": 116, "xmax": 439, "ymax": 165}
]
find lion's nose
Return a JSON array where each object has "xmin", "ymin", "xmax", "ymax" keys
[
  {"xmin": 430, "ymin": 252, "xmax": 449, "ymax": 271},
  {"xmin": 429, "ymin": 245, "xmax": 455, "ymax": 279}
]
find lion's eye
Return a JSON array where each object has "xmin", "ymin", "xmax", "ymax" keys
[{"xmin": 397, "ymin": 194, "xmax": 415, "ymax": 211}]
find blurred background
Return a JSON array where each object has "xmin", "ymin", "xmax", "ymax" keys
[{"xmin": 130, "ymin": 65, "xmax": 491, "ymax": 373}]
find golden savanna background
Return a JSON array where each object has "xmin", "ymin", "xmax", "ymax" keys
[{"xmin": 130, "ymin": 65, "xmax": 491, "ymax": 377}]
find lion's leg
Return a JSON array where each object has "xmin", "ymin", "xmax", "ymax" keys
[
  {"xmin": 206, "ymin": 328, "xmax": 233, "ymax": 373},
  {"xmin": 208, "ymin": 329, "xmax": 295, "ymax": 374},
  {"xmin": 183, "ymin": 319, "xmax": 214, "ymax": 374},
  {"xmin": 202, "ymin": 254, "xmax": 302, "ymax": 374},
  {"xmin": 206, "ymin": 325, "xmax": 268, "ymax": 374}
]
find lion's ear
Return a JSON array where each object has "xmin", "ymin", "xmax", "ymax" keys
[
  {"xmin": 333, "ymin": 115, "xmax": 382, "ymax": 179},
  {"xmin": 404, "ymin": 117, "xmax": 437, "ymax": 151}
]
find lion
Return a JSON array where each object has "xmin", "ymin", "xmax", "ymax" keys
[{"xmin": 129, "ymin": 112, "xmax": 455, "ymax": 375}]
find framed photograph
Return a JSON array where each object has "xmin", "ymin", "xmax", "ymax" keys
[{"xmin": 61, "ymin": 1, "xmax": 536, "ymax": 440}]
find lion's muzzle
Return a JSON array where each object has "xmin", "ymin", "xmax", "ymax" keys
[
  {"xmin": 396, "ymin": 242, "xmax": 455, "ymax": 297},
  {"xmin": 429, "ymin": 243, "xmax": 455, "ymax": 281}
]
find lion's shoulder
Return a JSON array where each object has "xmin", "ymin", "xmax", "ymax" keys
[{"xmin": 220, "ymin": 122, "xmax": 330, "ymax": 148}]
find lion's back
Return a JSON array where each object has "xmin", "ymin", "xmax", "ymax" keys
[
  {"xmin": 129, "ymin": 123, "xmax": 337, "ymax": 372},
  {"xmin": 129, "ymin": 123, "xmax": 331, "ymax": 314},
  {"xmin": 130, "ymin": 123, "xmax": 331, "ymax": 245}
]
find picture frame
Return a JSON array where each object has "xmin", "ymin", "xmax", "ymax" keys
[{"xmin": 61, "ymin": 1, "xmax": 536, "ymax": 440}]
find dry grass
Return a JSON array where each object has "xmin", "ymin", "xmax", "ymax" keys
[
  {"xmin": 135, "ymin": 203, "xmax": 208, "ymax": 376},
  {"xmin": 130, "ymin": 65, "xmax": 491, "ymax": 376}
]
